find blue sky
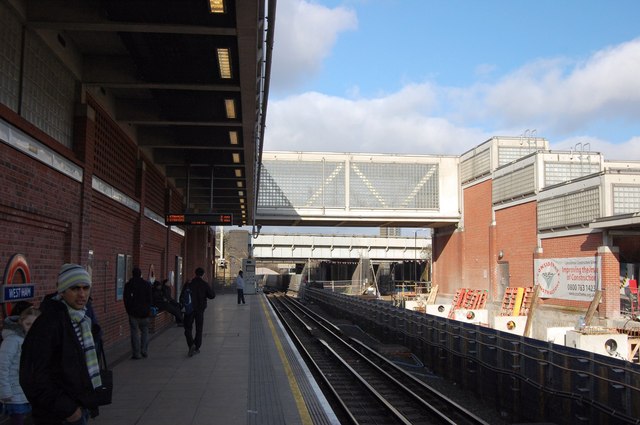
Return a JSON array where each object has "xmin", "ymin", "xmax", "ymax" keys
[
  {"xmin": 257, "ymin": 0, "xmax": 640, "ymax": 235},
  {"xmin": 265, "ymin": 0, "xmax": 640, "ymax": 155}
]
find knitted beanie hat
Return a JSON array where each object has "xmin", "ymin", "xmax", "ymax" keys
[{"xmin": 57, "ymin": 263, "xmax": 92, "ymax": 293}]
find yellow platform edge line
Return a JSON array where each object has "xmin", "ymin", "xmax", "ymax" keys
[{"xmin": 260, "ymin": 295, "xmax": 314, "ymax": 425}]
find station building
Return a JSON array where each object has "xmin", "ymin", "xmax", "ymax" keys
[
  {"xmin": 433, "ymin": 137, "xmax": 640, "ymax": 338},
  {"xmin": 2, "ymin": 0, "xmax": 640, "ymax": 357}
]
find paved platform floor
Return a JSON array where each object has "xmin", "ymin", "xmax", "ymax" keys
[{"xmin": 92, "ymin": 293, "xmax": 338, "ymax": 425}]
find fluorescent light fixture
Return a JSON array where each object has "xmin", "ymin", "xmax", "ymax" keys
[
  {"xmin": 232, "ymin": 153, "xmax": 240, "ymax": 163},
  {"xmin": 235, "ymin": 169, "xmax": 242, "ymax": 177},
  {"xmin": 240, "ymin": 204, "xmax": 245, "ymax": 210},
  {"xmin": 224, "ymin": 99, "xmax": 236, "ymax": 119},
  {"xmin": 236, "ymin": 181, "xmax": 243, "ymax": 188},
  {"xmin": 217, "ymin": 48, "xmax": 232, "ymax": 79},
  {"xmin": 238, "ymin": 191, "xmax": 244, "ymax": 197},
  {"xmin": 240, "ymin": 198, "xmax": 245, "ymax": 204},
  {"xmin": 209, "ymin": 0, "xmax": 225, "ymax": 13},
  {"xmin": 229, "ymin": 131, "xmax": 238, "ymax": 145}
]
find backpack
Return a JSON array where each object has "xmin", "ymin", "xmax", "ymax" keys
[{"xmin": 180, "ymin": 285, "xmax": 194, "ymax": 315}]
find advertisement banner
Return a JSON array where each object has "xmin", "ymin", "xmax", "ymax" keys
[{"xmin": 534, "ymin": 257, "xmax": 598, "ymax": 301}]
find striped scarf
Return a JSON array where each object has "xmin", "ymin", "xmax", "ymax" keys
[{"xmin": 64, "ymin": 301, "xmax": 102, "ymax": 389}]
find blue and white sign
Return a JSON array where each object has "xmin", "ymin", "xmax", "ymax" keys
[{"xmin": 1, "ymin": 284, "xmax": 36, "ymax": 303}]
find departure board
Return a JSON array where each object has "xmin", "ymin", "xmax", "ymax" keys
[{"xmin": 165, "ymin": 213, "xmax": 233, "ymax": 225}]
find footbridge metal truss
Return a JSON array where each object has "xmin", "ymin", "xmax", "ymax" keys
[
  {"xmin": 256, "ymin": 151, "xmax": 461, "ymax": 227},
  {"xmin": 252, "ymin": 233, "xmax": 431, "ymax": 261}
]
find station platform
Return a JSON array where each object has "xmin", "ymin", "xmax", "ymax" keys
[{"xmin": 93, "ymin": 293, "xmax": 339, "ymax": 425}]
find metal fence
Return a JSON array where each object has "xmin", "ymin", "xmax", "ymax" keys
[
  {"xmin": 314, "ymin": 279, "xmax": 367, "ymax": 295},
  {"xmin": 305, "ymin": 288, "xmax": 640, "ymax": 425}
]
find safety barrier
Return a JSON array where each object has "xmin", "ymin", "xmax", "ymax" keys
[{"xmin": 304, "ymin": 287, "xmax": 640, "ymax": 424}]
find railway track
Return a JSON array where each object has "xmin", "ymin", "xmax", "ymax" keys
[{"xmin": 267, "ymin": 293, "xmax": 489, "ymax": 425}]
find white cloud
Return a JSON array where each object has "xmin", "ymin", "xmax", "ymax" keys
[
  {"xmin": 265, "ymin": 3, "xmax": 640, "ymax": 160},
  {"xmin": 265, "ymin": 84, "xmax": 489, "ymax": 154},
  {"xmin": 269, "ymin": 0, "xmax": 357, "ymax": 93},
  {"xmin": 552, "ymin": 135, "xmax": 640, "ymax": 161},
  {"xmin": 481, "ymin": 38, "xmax": 640, "ymax": 134}
]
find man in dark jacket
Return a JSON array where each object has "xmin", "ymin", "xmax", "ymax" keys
[
  {"xmin": 123, "ymin": 267, "xmax": 152, "ymax": 359},
  {"xmin": 180, "ymin": 267, "xmax": 215, "ymax": 357},
  {"xmin": 20, "ymin": 263, "xmax": 105, "ymax": 425}
]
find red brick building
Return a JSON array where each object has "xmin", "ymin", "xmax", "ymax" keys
[{"xmin": 433, "ymin": 137, "xmax": 640, "ymax": 338}]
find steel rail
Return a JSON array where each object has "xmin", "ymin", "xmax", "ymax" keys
[{"xmin": 271, "ymin": 294, "xmax": 489, "ymax": 425}]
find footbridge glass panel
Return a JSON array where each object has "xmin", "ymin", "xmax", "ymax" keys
[
  {"xmin": 348, "ymin": 161, "xmax": 439, "ymax": 209},
  {"xmin": 256, "ymin": 152, "xmax": 460, "ymax": 227}
]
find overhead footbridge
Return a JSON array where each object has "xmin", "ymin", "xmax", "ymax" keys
[
  {"xmin": 256, "ymin": 151, "xmax": 461, "ymax": 228},
  {"xmin": 252, "ymin": 233, "xmax": 431, "ymax": 261}
]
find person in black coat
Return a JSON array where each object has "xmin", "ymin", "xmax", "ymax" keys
[
  {"xmin": 179, "ymin": 267, "xmax": 215, "ymax": 357},
  {"xmin": 152, "ymin": 279, "xmax": 183, "ymax": 324},
  {"xmin": 123, "ymin": 267, "xmax": 152, "ymax": 359},
  {"xmin": 20, "ymin": 264, "xmax": 106, "ymax": 425}
]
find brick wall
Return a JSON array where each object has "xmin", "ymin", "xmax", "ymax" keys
[
  {"xmin": 0, "ymin": 97, "xmax": 189, "ymax": 353},
  {"xmin": 432, "ymin": 226, "xmax": 463, "ymax": 296},
  {"xmin": 91, "ymin": 101, "xmax": 137, "ymax": 199},
  {"xmin": 0, "ymin": 141, "xmax": 81, "ymax": 297},
  {"xmin": 140, "ymin": 219, "xmax": 168, "ymax": 280},
  {"xmin": 143, "ymin": 158, "xmax": 165, "ymax": 214},
  {"xmin": 599, "ymin": 246, "xmax": 620, "ymax": 318},
  {"xmin": 89, "ymin": 193, "xmax": 137, "ymax": 344},
  {"xmin": 495, "ymin": 201, "xmax": 538, "ymax": 287},
  {"xmin": 461, "ymin": 180, "xmax": 493, "ymax": 290},
  {"xmin": 184, "ymin": 226, "xmax": 215, "ymax": 281},
  {"xmin": 85, "ymin": 103, "xmax": 186, "ymax": 347},
  {"xmin": 541, "ymin": 233, "xmax": 603, "ymax": 257}
]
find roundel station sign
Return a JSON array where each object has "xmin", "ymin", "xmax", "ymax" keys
[{"xmin": 1, "ymin": 253, "xmax": 35, "ymax": 317}]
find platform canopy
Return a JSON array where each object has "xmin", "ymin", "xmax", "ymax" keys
[{"xmin": 23, "ymin": 0, "xmax": 274, "ymax": 226}]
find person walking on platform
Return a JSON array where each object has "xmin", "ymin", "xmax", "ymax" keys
[
  {"xmin": 124, "ymin": 267, "xmax": 152, "ymax": 359},
  {"xmin": 235, "ymin": 270, "xmax": 246, "ymax": 305},
  {"xmin": 20, "ymin": 264, "xmax": 107, "ymax": 424},
  {"xmin": 180, "ymin": 267, "xmax": 215, "ymax": 357}
]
